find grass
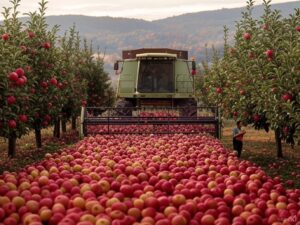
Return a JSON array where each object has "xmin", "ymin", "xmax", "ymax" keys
[
  {"xmin": 221, "ymin": 120, "xmax": 300, "ymax": 189},
  {"xmin": 0, "ymin": 126, "xmax": 80, "ymax": 174}
]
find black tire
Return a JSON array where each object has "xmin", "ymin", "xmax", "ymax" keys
[{"xmin": 114, "ymin": 100, "xmax": 133, "ymax": 116}]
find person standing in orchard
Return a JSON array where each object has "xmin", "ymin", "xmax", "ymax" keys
[{"xmin": 232, "ymin": 121, "xmax": 246, "ymax": 158}]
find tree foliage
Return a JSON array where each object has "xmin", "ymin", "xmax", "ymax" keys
[
  {"xmin": 200, "ymin": 0, "xmax": 300, "ymax": 156},
  {"xmin": 0, "ymin": 0, "xmax": 114, "ymax": 156}
]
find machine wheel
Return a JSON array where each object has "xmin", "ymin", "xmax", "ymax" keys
[
  {"xmin": 114, "ymin": 100, "xmax": 133, "ymax": 116},
  {"xmin": 178, "ymin": 99, "xmax": 197, "ymax": 117}
]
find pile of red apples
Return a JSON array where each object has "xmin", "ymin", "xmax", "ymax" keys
[{"xmin": 0, "ymin": 134, "xmax": 299, "ymax": 225}]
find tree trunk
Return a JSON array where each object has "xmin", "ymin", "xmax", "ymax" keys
[
  {"xmin": 275, "ymin": 128, "xmax": 283, "ymax": 158},
  {"xmin": 53, "ymin": 118, "xmax": 60, "ymax": 138},
  {"xmin": 72, "ymin": 116, "xmax": 77, "ymax": 130},
  {"xmin": 34, "ymin": 122, "xmax": 42, "ymax": 149},
  {"xmin": 8, "ymin": 132, "xmax": 17, "ymax": 158},
  {"xmin": 62, "ymin": 119, "xmax": 67, "ymax": 133}
]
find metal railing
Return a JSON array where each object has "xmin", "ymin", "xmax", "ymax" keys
[{"xmin": 80, "ymin": 106, "xmax": 221, "ymax": 138}]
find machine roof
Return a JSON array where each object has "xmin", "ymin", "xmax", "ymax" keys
[{"xmin": 122, "ymin": 48, "xmax": 188, "ymax": 60}]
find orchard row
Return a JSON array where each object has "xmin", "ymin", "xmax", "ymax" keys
[
  {"xmin": 0, "ymin": 0, "xmax": 114, "ymax": 157},
  {"xmin": 199, "ymin": 0, "xmax": 300, "ymax": 156}
]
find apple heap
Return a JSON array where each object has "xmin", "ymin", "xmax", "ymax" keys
[
  {"xmin": 87, "ymin": 124, "xmax": 215, "ymax": 136},
  {"xmin": 86, "ymin": 112, "xmax": 215, "ymax": 135},
  {"xmin": 0, "ymin": 134, "xmax": 300, "ymax": 225}
]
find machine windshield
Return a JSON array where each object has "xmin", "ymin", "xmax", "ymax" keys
[{"xmin": 138, "ymin": 59, "xmax": 174, "ymax": 93}]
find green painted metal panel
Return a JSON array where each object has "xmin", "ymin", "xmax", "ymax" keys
[
  {"xmin": 175, "ymin": 60, "xmax": 193, "ymax": 93},
  {"xmin": 118, "ymin": 58, "xmax": 194, "ymax": 98},
  {"xmin": 118, "ymin": 60, "xmax": 138, "ymax": 93}
]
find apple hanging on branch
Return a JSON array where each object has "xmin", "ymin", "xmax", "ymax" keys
[{"xmin": 216, "ymin": 87, "xmax": 222, "ymax": 94}]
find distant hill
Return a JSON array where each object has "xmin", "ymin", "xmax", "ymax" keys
[{"xmin": 1, "ymin": 1, "xmax": 299, "ymax": 80}]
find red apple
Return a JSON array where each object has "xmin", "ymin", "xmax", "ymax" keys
[
  {"xmin": 95, "ymin": 218, "xmax": 111, "ymax": 225},
  {"xmin": 265, "ymin": 49, "xmax": 273, "ymax": 58},
  {"xmin": 8, "ymin": 120, "xmax": 17, "ymax": 129},
  {"xmin": 44, "ymin": 114, "xmax": 51, "ymax": 121},
  {"xmin": 262, "ymin": 24, "xmax": 269, "ymax": 30},
  {"xmin": 120, "ymin": 184, "xmax": 133, "ymax": 197},
  {"xmin": 7, "ymin": 96, "xmax": 16, "ymax": 105},
  {"xmin": 40, "ymin": 81, "xmax": 48, "ymax": 88},
  {"xmin": 171, "ymin": 215, "xmax": 187, "ymax": 225},
  {"xmin": 82, "ymin": 100, "xmax": 87, "ymax": 107},
  {"xmin": 232, "ymin": 111, "xmax": 238, "ymax": 117},
  {"xmin": 8, "ymin": 72, "xmax": 19, "ymax": 82},
  {"xmin": 73, "ymin": 197, "xmax": 85, "ymax": 209},
  {"xmin": 246, "ymin": 214, "xmax": 263, "ymax": 225},
  {"xmin": 248, "ymin": 52, "xmax": 254, "ymax": 59},
  {"xmin": 16, "ymin": 77, "xmax": 26, "ymax": 86},
  {"xmin": 156, "ymin": 219, "xmax": 171, "ymax": 225},
  {"xmin": 232, "ymin": 205, "xmax": 243, "ymax": 216},
  {"xmin": 2, "ymin": 33, "xmax": 9, "ymax": 41},
  {"xmin": 239, "ymin": 90, "xmax": 246, "ymax": 95},
  {"xmin": 28, "ymin": 31, "xmax": 35, "ymax": 38},
  {"xmin": 50, "ymin": 77, "xmax": 58, "ymax": 85},
  {"xmin": 18, "ymin": 115, "xmax": 28, "ymax": 123},
  {"xmin": 57, "ymin": 82, "xmax": 63, "ymax": 89},
  {"xmin": 141, "ymin": 207, "xmax": 156, "ymax": 218},
  {"xmin": 127, "ymin": 207, "xmax": 141, "ymax": 221},
  {"xmin": 200, "ymin": 214, "xmax": 215, "ymax": 225},
  {"xmin": 172, "ymin": 194, "xmax": 186, "ymax": 207},
  {"xmin": 282, "ymin": 93, "xmax": 292, "ymax": 102},
  {"xmin": 43, "ymin": 42, "xmax": 51, "ymax": 49},
  {"xmin": 243, "ymin": 32, "xmax": 251, "ymax": 40},
  {"xmin": 0, "ymin": 208, "xmax": 5, "ymax": 221},
  {"xmin": 111, "ymin": 202, "xmax": 127, "ymax": 212},
  {"xmin": 26, "ymin": 200, "xmax": 40, "ymax": 213},
  {"xmin": 91, "ymin": 204, "xmax": 104, "ymax": 216},
  {"xmin": 3, "ymin": 202, "xmax": 16, "ymax": 215},
  {"xmin": 15, "ymin": 68, "xmax": 25, "ymax": 77},
  {"xmin": 40, "ymin": 198, "xmax": 53, "ymax": 208}
]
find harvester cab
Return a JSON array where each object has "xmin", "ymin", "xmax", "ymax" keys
[
  {"xmin": 80, "ymin": 48, "xmax": 221, "ymax": 138},
  {"xmin": 113, "ymin": 48, "xmax": 197, "ymax": 112}
]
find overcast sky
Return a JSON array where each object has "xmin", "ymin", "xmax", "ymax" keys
[{"xmin": 1, "ymin": 0, "xmax": 299, "ymax": 21}]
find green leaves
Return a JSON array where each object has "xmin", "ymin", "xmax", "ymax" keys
[
  {"xmin": 0, "ymin": 1, "xmax": 114, "ymax": 152},
  {"xmin": 200, "ymin": 1, "xmax": 300, "ymax": 145}
]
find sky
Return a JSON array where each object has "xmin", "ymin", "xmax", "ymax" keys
[{"xmin": 0, "ymin": 0, "xmax": 299, "ymax": 21}]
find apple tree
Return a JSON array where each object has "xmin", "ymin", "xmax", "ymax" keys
[
  {"xmin": 0, "ymin": 0, "xmax": 32, "ymax": 157},
  {"xmin": 201, "ymin": 0, "xmax": 300, "ymax": 157},
  {"xmin": 58, "ymin": 26, "xmax": 88, "ymax": 132},
  {"xmin": 24, "ymin": 0, "xmax": 64, "ymax": 148}
]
